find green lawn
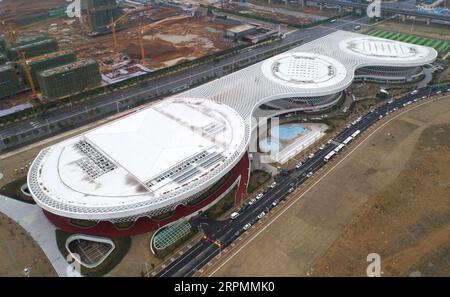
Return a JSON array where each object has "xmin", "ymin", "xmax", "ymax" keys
[
  {"xmin": 367, "ymin": 29, "xmax": 449, "ymax": 53},
  {"xmin": 0, "ymin": 177, "xmax": 35, "ymax": 204},
  {"xmin": 55, "ymin": 230, "xmax": 131, "ymax": 277}
]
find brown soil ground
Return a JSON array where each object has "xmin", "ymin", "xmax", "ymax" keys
[
  {"xmin": 0, "ymin": 0, "xmax": 67, "ymax": 23},
  {"xmin": 212, "ymin": 95, "xmax": 450, "ymax": 276},
  {"xmin": 0, "ymin": 213, "xmax": 56, "ymax": 276},
  {"xmin": 312, "ymin": 121, "xmax": 450, "ymax": 276},
  {"xmin": 126, "ymin": 17, "xmax": 232, "ymax": 68}
]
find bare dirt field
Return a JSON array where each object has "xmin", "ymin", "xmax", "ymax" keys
[
  {"xmin": 127, "ymin": 17, "xmax": 232, "ymax": 68},
  {"xmin": 0, "ymin": 213, "xmax": 55, "ymax": 276},
  {"xmin": 212, "ymin": 95, "xmax": 450, "ymax": 276},
  {"xmin": 0, "ymin": 0, "xmax": 66, "ymax": 23}
]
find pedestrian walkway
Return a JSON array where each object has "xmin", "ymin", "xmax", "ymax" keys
[{"xmin": 0, "ymin": 195, "xmax": 80, "ymax": 277}]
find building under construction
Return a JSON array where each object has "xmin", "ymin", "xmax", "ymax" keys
[
  {"xmin": 0, "ymin": 65, "xmax": 20, "ymax": 99},
  {"xmin": 37, "ymin": 59, "xmax": 102, "ymax": 99},
  {"xmin": 86, "ymin": 0, "xmax": 123, "ymax": 35},
  {"xmin": 6, "ymin": 38, "xmax": 59, "ymax": 60},
  {"xmin": 0, "ymin": 35, "xmax": 5, "ymax": 52},
  {"xmin": 18, "ymin": 51, "xmax": 77, "ymax": 88}
]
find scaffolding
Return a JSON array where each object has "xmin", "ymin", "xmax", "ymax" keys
[
  {"xmin": 37, "ymin": 59, "xmax": 101, "ymax": 99},
  {"xmin": 0, "ymin": 65, "xmax": 20, "ymax": 99},
  {"xmin": 86, "ymin": 0, "xmax": 123, "ymax": 34}
]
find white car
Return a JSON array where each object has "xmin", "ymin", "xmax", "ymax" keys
[
  {"xmin": 243, "ymin": 223, "xmax": 251, "ymax": 231},
  {"xmin": 272, "ymin": 200, "xmax": 279, "ymax": 207},
  {"xmin": 270, "ymin": 182, "xmax": 277, "ymax": 189},
  {"xmin": 257, "ymin": 212, "xmax": 266, "ymax": 219},
  {"xmin": 308, "ymin": 153, "xmax": 315, "ymax": 159},
  {"xmin": 295, "ymin": 162, "xmax": 302, "ymax": 169},
  {"xmin": 230, "ymin": 212, "xmax": 240, "ymax": 220},
  {"xmin": 248, "ymin": 198, "xmax": 256, "ymax": 205},
  {"xmin": 306, "ymin": 171, "xmax": 313, "ymax": 178},
  {"xmin": 255, "ymin": 193, "xmax": 263, "ymax": 200},
  {"xmin": 319, "ymin": 144, "xmax": 325, "ymax": 150}
]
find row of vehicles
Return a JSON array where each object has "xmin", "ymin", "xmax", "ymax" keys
[
  {"xmin": 231, "ymin": 84, "xmax": 450, "ymax": 235},
  {"xmin": 323, "ymin": 129, "xmax": 362, "ymax": 162},
  {"xmin": 232, "ymin": 179, "xmax": 287, "ymax": 233}
]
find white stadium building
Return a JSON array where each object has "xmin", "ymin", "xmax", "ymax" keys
[{"xmin": 28, "ymin": 31, "xmax": 437, "ymax": 236}]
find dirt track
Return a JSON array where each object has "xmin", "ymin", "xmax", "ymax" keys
[{"xmin": 212, "ymin": 95, "xmax": 450, "ymax": 276}]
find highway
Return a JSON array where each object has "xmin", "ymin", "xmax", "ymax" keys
[
  {"xmin": 0, "ymin": 15, "xmax": 369, "ymax": 152},
  {"xmin": 155, "ymin": 82, "xmax": 450, "ymax": 277},
  {"xmin": 308, "ymin": 0, "xmax": 450, "ymax": 22}
]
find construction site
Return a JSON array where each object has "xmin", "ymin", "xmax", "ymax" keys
[{"xmin": 0, "ymin": 0, "xmax": 252, "ymax": 109}]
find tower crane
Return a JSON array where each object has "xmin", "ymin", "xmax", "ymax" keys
[
  {"xmin": 109, "ymin": 6, "xmax": 152, "ymax": 49},
  {"xmin": 16, "ymin": 52, "xmax": 38, "ymax": 98}
]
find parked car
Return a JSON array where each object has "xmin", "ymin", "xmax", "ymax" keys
[
  {"xmin": 230, "ymin": 212, "xmax": 240, "ymax": 220},
  {"xmin": 270, "ymin": 182, "xmax": 277, "ymax": 189},
  {"xmin": 257, "ymin": 212, "xmax": 266, "ymax": 219},
  {"xmin": 272, "ymin": 199, "xmax": 279, "ymax": 207},
  {"xmin": 248, "ymin": 198, "xmax": 257, "ymax": 205},
  {"xmin": 243, "ymin": 223, "xmax": 252, "ymax": 231},
  {"xmin": 306, "ymin": 171, "xmax": 314, "ymax": 178},
  {"xmin": 256, "ymin": 193, "xmax": 263, "ymax": 200}
]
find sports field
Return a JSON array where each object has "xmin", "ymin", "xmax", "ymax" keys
[{"xmin": 367, "ymin": 29, "xmax": 449, "ymax": 53}]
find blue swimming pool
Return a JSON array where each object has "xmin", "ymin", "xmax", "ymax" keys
[
  {"xmin": 271, "ymin": 124, "xmax": 306, "ymax": 141},
  {"xmin": 259, "ymin": 139, "xmax": 280, "ymax": 153}
]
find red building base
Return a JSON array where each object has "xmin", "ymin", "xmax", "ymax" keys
[{"xmin": 43, "ymin": 152, "xmax": 250, "ymax": 237}]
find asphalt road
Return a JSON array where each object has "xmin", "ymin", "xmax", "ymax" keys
[
  {"xmin": 309, "ymin": 0, "xmax": 450, "ymax": 22},
  {"xmin": 155, "ymin": 82, "xmax": 450, "ymax": 277},
  {"xmin": 0, "ymin": 15, "xmax": 369, "ymax": 147}
]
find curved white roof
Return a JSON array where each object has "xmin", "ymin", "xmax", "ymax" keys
[
  {"xmin": 261, "ymin": 52, "xmax": 348, "ymax": 90},
  {"xmin": 339, "ymin": 37, "xmax": 434, "ymax": 64},
  {"xmin": 29, "ymin": 98, "xmax": 246, "ymax": 219},
  {"xmin": 29, "ymin": 31, "xmax": 437, "ymax": 220}
]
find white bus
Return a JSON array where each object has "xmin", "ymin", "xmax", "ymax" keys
[
  {"xmin": 324, "ymin": 151, "xmax": 336, "ymax": 162},
  {"xmin": 334, "ymin": 144, "xmax": 345, "ymax": 153},
  {"xmin": 351, "ymin": 130, "xmax": 361, "ymax": 138},
  {"xmin": 343, "ymin": 136, "xmax": 353, "ymax": 145}
]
